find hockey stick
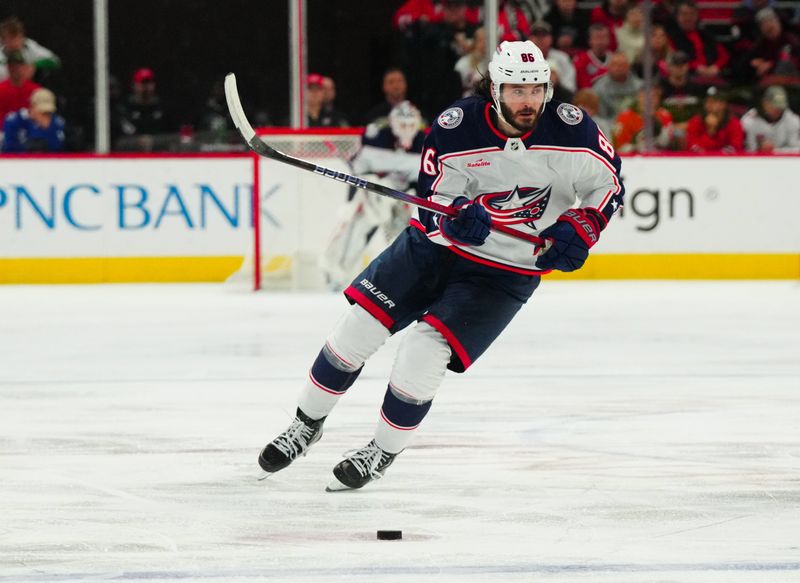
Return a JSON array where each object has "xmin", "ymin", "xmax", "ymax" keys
[{"xmin": 224, "ymin": 73, "xmax": 545, "ymax": 247}]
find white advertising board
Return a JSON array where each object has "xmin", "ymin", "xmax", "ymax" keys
[
  {"xmin": 0, "ymin": 157, "xmax": 252, "ymax": 257},
  {"xmin": 1, "ymin": 154, "xmax": 798, "ymax": 282},
  {"xmin": 257, "ymin": 156, "xmax": 351, "ymax": 260},
  {"xmin": 598, "ymin": 156, "xmax": 800, "ymax": 253}
]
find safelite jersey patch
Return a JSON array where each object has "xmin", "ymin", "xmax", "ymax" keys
[
  {"xmin": 438, "ymin": 107, "xmax": 464, "ymax": 129},
  {"xmin": 557, "ymin": 103, "xmax": 583, "ymax": 125}
]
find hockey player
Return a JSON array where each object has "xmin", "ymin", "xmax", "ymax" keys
[
  {"xmin": 259, "ymin": 40, "xmax": 624, "ymax": 491},
  {"xmin": 319, "ymin": 100, "xmax": 426, "ymax": 291}
]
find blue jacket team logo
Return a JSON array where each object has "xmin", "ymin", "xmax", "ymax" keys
[
  {"xmin": 438, "ymin": 107, "xmax": 464, "ymax": 129},
  {"xmin": 557, "ymin": 103, "xmax": 583, "ymax": 125},
  {"xmin": 474, "ymin": 185, "xmax": 552, "ymax": 228}
]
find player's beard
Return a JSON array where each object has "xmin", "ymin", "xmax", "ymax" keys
[{"xmin": 500, "ymin": 102, "xmax": 540, "ymax": 133}]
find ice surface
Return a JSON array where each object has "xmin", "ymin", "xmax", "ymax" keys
[{"xmin": 1, "ymin": 281, "xmax": 799, "ymax": 582}]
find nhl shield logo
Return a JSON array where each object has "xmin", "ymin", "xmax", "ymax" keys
[
  {"xmin": 438, "ymin": 107, "xmax": 464, "ymax": 129},
  {"xmin": 557, "ymin": 103, "xmax": 583, "ymax": 125}
]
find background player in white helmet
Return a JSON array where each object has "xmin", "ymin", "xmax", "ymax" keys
[
  {"xmin": 319, "ymin": 101, "xmax": 426, "ymax": 291},
  {"xmin": 257, "ymin": 40, "xmax": 624, "ymax": 491}
]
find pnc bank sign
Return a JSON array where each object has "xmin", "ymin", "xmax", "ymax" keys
[{"xmin": 0, "ymin": 181, "xmax": 255, "ymax": 231}]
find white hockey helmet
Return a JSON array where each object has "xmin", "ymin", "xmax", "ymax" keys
[
  {"xmin": 389, "ymin": 100, "xmax": 423, "ymax": 150},
  {"xmin": 488, "ymin": 40, "xmax": 553, "ymax": 122}
]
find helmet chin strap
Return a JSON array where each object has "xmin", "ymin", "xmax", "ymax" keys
[
  {"xmin": 492, "ymin": 101, "xmax": 512, "ymax": 128},
  {"xmin": 490, "ymin": 83, "xmax": 510, "ymax": 127}
]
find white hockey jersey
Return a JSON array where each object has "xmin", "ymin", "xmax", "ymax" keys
[
  {"xmin": 351, "ymin": 121, "xmax": 426, "ymax": 191},
  {"xmin": 414, "ymin": 96, "xmax": 625, "ymax": 275},
  {"xmin": 741, "ymin": 107, "xmax": 800, "ymax": 153}
]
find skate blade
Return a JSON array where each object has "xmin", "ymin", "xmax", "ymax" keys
[
  {"xmin": 325, "ymin": 475, "xmax": 355, "ymax": 492},
  {"xmin": 256, "ymin": 470, "xmax": 273, "ymax": 481}
]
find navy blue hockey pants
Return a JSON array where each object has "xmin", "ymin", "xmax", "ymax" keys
[{"xmin": 343, "ymin": 226, "xmax": 540, "ymax": 372}]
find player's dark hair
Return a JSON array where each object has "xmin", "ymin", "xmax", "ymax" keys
[
  {"xmin": 383, "ymin": 66, "xmax": 406, "ymax": 79},
  {"xmin": 475, "ymin": 73, "xmax": 492, "ymax": 100}
]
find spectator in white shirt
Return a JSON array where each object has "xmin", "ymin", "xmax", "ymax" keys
[
  {"xmin": 0, "ymin": 17, "xmax": 60, "ymax": 82},
  {"xmin": 454, "ymin": 27, "xmax": 488, "ymax": 97},
  {"xmin": 615, "ymin": 5, "xmax": 645, "ymax": 65},
  {"xmin": 741, "ymin": 85, "xmax": 800, "ymax": 153}
]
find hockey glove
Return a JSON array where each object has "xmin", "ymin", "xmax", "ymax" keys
[
  {"xmin": 536, "ymin": 208, "xmax": 605, "ymax": 272},
  {"xmin": 440, "ymin": 196, "xmax": 491, "ymax": 246}
]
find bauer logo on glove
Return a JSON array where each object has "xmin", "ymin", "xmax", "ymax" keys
[{"xmin": 536, "ymin": 208, "xmax": 606, "ymax": 272}]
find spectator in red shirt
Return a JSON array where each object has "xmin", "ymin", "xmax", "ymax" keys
[
  {"xmin": 392, "ymin": 0, "xmax": 481, "ymax": 30},
  {"xmin": 498, "ymin": 1, "xmax": 532, "ymax": 42},
  {"xmin": 590, "ymin": 0, "xmax": 629, "ymax": 51},
  {"xmin": 0, "ymin": 49, "xmax": 40, "ymax": 124},
  {"xmin": 667, "ymin": 0, "xmax": 729, "ymax": 82},
  {"xmin": 575, "ymin": 24, "xmax": 613, "ymax": 89},
  {"xmin": 306, "ymin": 73, "xmax": 348, "ymax": 128},
  {"xmin": 686, "ymin": 87, "xmax": 744, "ymax": 153},
  {"xmin": 393, "ymin": 0, "xmax": 437, "ymax": 31}
]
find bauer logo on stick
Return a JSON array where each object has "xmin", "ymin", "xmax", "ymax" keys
[{"xmin": 438, "ymin": 107, "xmax": 464, "ymax": 129}]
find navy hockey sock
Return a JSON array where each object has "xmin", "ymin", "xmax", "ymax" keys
[
  {"xmin": 298, "ymin": 345, "xmax": 363, "ymax": 419},
  {"xmin": 375, "ymin": 384, "xmax": 433, "ymax": 453},
  {"xmin": 309, "ymin": 346, "xmax": 363, "ymax": 395}
]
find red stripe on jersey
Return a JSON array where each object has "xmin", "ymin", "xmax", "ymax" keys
[
  {"xmin": 527, "ymin": 145, "xmax": 621, "ymax": 214},
  {"xmin": 439, "ymin": 145, "xmax": 502, "ymax": 161}
]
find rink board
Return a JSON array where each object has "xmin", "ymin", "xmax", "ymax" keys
[{"xmin": 0, "ymin": 154, "xmax": 798, "ymax": 282}]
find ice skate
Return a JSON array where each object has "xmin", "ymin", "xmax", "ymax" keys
[
  {"xmin": 325, "ymin": 440, "xmax": 398, "ymax": 491},
  {"xmin": 258, "ymin": 408, "xmax": 325, "ymax": 479}
]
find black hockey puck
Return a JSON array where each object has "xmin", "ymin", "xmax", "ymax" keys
[{"xmin": 377, "ymin": 530, "xmax": 402, "ymax": 540}]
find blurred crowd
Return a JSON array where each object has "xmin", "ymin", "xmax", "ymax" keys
[
  {"xmin": 0, "ymin": 17, "xmax": 64, "ymax": 153},
  {"xmin": 2, "ymin": 0, "xmax": 800, "ymax": 155},
  {"xmin": 388, "ymin": 0, "xmax": 800, "ymax": 153}
]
